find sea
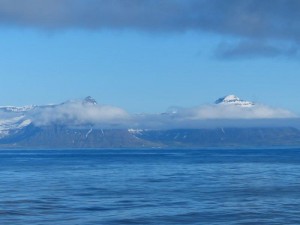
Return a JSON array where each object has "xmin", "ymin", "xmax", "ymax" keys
[{"xmin": 1, "ymin": 148, "xmax": 300, "ymax": 225}]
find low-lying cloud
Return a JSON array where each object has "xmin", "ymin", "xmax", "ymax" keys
[
  {"xmin": 28, "ymin": 101, "xmax": 130, "ymax": 127},
  {"xmin": 131, "ymin": 103, "xmax": 298, "ymax": 129},
  {"xmin": 171, "ymin": 104, "xmax": 296, "ymax": 120},
  {"xmin": 1, "ymin": 97, "xmax": 298, "ymax": 129}
]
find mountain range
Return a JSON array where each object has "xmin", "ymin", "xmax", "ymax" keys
[{"xmin": 0, "ymin": 95, "xmax": 300, "ymax": 148}]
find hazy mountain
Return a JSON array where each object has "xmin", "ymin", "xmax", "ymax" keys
[{"xmin": 0, "ymin": 95, "xmax": 299, "ymax": 148}]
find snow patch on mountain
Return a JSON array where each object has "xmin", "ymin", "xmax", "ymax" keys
[
  {"xmin": 0, "ymin": 116, "xmax": 32, "ymax": 138},
  {"xmin": 128, "ymin": 129, "xmax": 144, "ymax": 135},
  {"xmin": 215, "ymin": 95, "xmax": 254, "ymax": 107},
  {"xmin": 0, "ymin": 105, "xmax": 36, "ymax": 112}
]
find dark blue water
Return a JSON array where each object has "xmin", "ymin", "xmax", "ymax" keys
[{"xmin": 1, "ymin": 148, "xmax": 300, "ymax": 224}]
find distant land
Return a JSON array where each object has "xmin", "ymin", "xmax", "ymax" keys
[{"xmin": 1, "ymin": 95, "xmax": 300, "ymax": 148}]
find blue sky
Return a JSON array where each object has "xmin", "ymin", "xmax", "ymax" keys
[{"xmin": 0, "ymin": 0, "xmax": 300, "ymax": 114}]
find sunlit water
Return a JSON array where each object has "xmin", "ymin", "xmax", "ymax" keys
[{"xmin": 1, "ymin": 148, "xmax": 300, "ymax": 224}]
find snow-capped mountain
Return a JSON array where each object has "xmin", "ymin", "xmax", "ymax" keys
[
  {"xmin": 0, "ymin": 116, "xmax": 32, "ymax": 138},
  {"xmin": 0, "ymin": 105, "xmax": 36, "ymax": 113},
  {"xmin": 0, "ymin": 96, "xmax": 130, "ymax": 139},
  {"xmin": 0, "ymin": 95, "xmax": 299, "ymax": 148},
  {"xmin": 0, "ymin": 105, "xmax": 35, "ymax": 138},
  {"xmin": 215, "ymin": 95, "xmax": 254, "ymax": 107},
  {"xmin": 55, "ymin": 96, "xmax": 97, "ymax": 107},
  {"xmin": 83, "ymin": 96, "xmax": 97, "ymax": 105},
  {"xmin": 0, "ymin": 96, "xmax": 99, "ymax": 139}
]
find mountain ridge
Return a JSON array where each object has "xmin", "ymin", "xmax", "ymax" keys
[{"xmin": 0, "ymin": 95, "xmax": 299, "ymax": 148}]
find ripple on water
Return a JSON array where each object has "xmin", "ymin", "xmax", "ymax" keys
[{"xmin": 1, "ymin": 149, "xmax": 300, "ymax": 225}]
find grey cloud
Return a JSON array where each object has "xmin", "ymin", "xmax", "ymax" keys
[
  {"xmin": 0, "ymin": 0, "xmax": 194, "ymax": 30},
  {"xmin": 1, "ymin": 0, "xmax": 300, "ymax": 58},
  {"xmin": 0, "ymin": 0, "xmax": 299, "ymax": 40},
  {"xmin": 215, "ymin": 41, "xmax": 299, "ymax": 59}
]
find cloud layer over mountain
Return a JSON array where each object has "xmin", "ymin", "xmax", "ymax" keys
[
  {"xmin": 1, "ymin": 96, "xmax": 298, "ymax": 129},
  {"xmin": 0, "ymin": 95, "xmax": 292, "ymax": 129},
  {"xmin": 28, "ymin": 101, "xmax": 130, "ymax": 127},
  {"xmin": 0, "ymin": 0, "xmax": 299, "ymax": 57},
  {"xmin": 171, "ymin": 104, "xmax": 296, "ymax": 120}
]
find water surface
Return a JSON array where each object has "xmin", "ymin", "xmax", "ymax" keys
[{"xmin": 1, "ymin": 148, "xmax": 300, "ymax": 224}]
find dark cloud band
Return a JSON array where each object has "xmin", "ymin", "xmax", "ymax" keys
[
  {"xmin": 1, "ymin": 0, "xmax": 299, "ymax": 57},
  {"xmin": 0, "ymin": 0, "xmax": 298, "ymax": 37}
]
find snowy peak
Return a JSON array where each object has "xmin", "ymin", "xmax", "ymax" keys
[
  {"xmin": 83, "ymin": 96, "xmax": 97, "ymax": 105},
  {"xmin": 215, "ymin": 95, "xmax": 240, "ymax": 104},
  {"xmin": 215, "ymin": 95, "xmax": 254, "ymax": 107}
]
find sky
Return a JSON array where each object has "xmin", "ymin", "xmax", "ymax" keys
[{"xmin": 0, "ymin": 0, "xmax": 300, "ymax": 115}]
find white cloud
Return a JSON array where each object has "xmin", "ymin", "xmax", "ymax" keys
[
  {"xmin": 127, "ymin": 103, "xmax": 297, "ymax": 129},
  {"xmin": 174, "ymin": 104, "xmax": 296, "ymax": 120},
  {"xmin": 29, "ymin": 100, "xmax": 298, "ymax": 129},
  {"xmin": 29, "ymin": 101, "xmax": 129, "ymax": 126},
  {"xmin": 1, "ymin": 97, "xmax": 298, "ymax": 129}
]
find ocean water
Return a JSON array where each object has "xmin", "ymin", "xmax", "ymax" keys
[{"xmin": 1, "ymin": 149, "xmax": 300, "ymax": 225}]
